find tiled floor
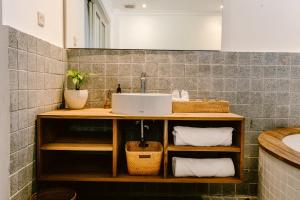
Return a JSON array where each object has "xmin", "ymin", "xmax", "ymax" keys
[
  {"xmin": 105, "ymin": 197, "xmax": 202, "ymax": 200},
  {"xmin": 202, "ymin": 196, "xmax": 257, "ymax": 200},
  {"xmin": 79, "ymin": 195, "xmax": 257, "ymax": 200}
]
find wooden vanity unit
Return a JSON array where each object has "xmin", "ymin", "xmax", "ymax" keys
[{"xmin": 37, "ymin": 108, "xmax": 244, "ymax": 183}]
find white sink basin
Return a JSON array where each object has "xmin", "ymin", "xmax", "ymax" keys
[{"xmin": 112, "ymin": 93, "xmax": 172, "ymax": 116}]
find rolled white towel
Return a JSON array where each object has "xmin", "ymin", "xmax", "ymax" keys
[
  {"xmin": 172, "ymin": 157, "xmax": 235, "ymax": 178},
  {"xmin": 173, "ymin": 126, "xmax": 233, "ymax": 146}
]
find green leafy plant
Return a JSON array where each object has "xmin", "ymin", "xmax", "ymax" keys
[{"xmin": 67, "ymin": 69, "xmax": 88, "ymax": 90}]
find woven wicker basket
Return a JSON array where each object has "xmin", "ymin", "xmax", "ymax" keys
[
  {"xmin": 29, "ymin": 188, "xmax": 77, "ymax": 200},
  {"xmin": 125, "ymin": 141, "xmax": 163, "ymax": 176}
]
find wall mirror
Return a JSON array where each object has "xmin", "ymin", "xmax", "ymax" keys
[{"xmin": 65, "ymin": 0, "xmax": 223, "ymax": 50}]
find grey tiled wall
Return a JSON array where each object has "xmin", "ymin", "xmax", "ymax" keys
[
  {"xmin": 67, "ymin": 49, "xmax": 300, "ymax": 198},
  {"xmin": 8, "ymin": 28, "xmax": 300, "ymax": 199},
  {"xmin": 8, "ymin": 28, "xmax": 66, "ymax": 200}
]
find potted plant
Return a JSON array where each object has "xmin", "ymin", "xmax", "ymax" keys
[{"xmin": 64, "ymin": 69, "xmax": 89, "ymax": 109}]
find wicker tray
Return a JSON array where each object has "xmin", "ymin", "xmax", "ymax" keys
[
  {"xmin": 125, "ymin": 141, "xmax": 163, "ymax": 176},
  {"xmin": 172, "ymin": 100, "xmax": 230, "ymax": 113}
]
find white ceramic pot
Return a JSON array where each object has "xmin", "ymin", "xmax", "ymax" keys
[{"xmin": 64, "ymin": 89, "xmax": 88, "ymax": 109}]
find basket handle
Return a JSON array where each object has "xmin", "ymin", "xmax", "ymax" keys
[{"xmin": 139, "ymin": 154, "xmax": 151, "ymax": 159}]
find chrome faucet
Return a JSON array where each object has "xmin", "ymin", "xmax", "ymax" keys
[{"xmin": 141, "ymin": 72, "xmax": 146, "ymax": 93}]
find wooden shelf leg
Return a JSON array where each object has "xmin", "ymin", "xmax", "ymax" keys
[
  {"xmin": 163, "ymin": 120, "xmax": 168, "ymax": 178},
  {"xmin": 37, "ymin": 118, "xmax": 42, "ymax": 180},
  {"xmin": 112, "ymin": 119, "xmax": 118, "ymax": 177},
  {"xmin": 240, "ymin": 119, "xmax": 245, "ymax": 180}
]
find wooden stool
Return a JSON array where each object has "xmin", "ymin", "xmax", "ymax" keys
[{"xmin": 29, "ymin": 188, "xmax": 77, "ymax": 200}]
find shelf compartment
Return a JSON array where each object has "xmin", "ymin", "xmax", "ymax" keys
[
  {"xmin": 117, "ymin": 120, "xmax": 164, "ymax": 143},
  {"xmin": 167, "ymin": 120, "xmax": 243, "ymax": 148},
  {"xmin": 117, "ymin": 120, "xmax": 165, "ymax": 178},
  {"xmin": 40, "ymin": 118, "xmax": 113, "ymax": 145},
  {"xmin": 41, "ymin": 143, "xmax": 113, "ymax": 151},
  {"xmin": 168, "ymin": 145, "xmax": 241, "ymax": 152},
  {"xmin": 40, "ymin": 151, "xmax": 113, "ymax": 180},
  {"xmin": 167, "ymin": 151, "xmax": 241, "ymax": 182}
]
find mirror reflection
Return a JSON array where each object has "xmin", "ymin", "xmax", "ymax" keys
[{"xmin": 65, "ymin": 0, "xmax": 223, "ymax": 50}]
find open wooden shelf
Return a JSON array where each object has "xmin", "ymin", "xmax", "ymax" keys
[
  {"xmin": 116, "ymin": 174, "xmax": 164, "ymax": 183},
  {"xmin": 53, "ymin": 137, "xmax": 112, "ymax": 144},
  {"xmin": 40, "ymin": 173, "xmax": 163, "ymax": 183},
  {"xmin": 165, "ymin": 176, "xmax": 242, "ymax": 183},
  {"xmin": 41, "ymin": 137, "xmax": 113, "ymax": 151},
  {"xmin": 40, "ymin": 172, "xmax": 113, "ymax": 182},
  {"xmin": 37, "ymin": 108, "xmax": 245, "ymax": 184},
  {"xmin": 43, "ymin": 137, "xmax": 113, "ymax": 148},
  {"xmin": 168, "ymin": 145, "xmax": 241, "ymax": 152},
  {"xmin": 41, "ymin": 143, "xmax": 113, "ymax": 151},
  {"xmin": 39, "ymin": 173, "xmax": 241, "ymax": 183},
  {"xmin": 116, "ymin": 173, "xmax": 241, "ymax": 183}
]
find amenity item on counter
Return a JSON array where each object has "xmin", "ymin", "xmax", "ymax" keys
[
  {"xmin": 172, "ymin": 126, "xmax": 233, "ymax": 146},
  {"xmin": 180, "ymin": 90, "xmax": 189, "ymax": 101},
  {"xmin": 172, "ymin": 157, "xmax": 235, "ymax": 178},
  {"xmin": 172, "ymin": 90, "xmax": 189, "ymax": 101},
  {"xmin": 116, "ymin": 84, "xmax": 122, "ymax": 93},
  {"xmin": 126, "ymin": 141, "xmax": 163, "ymax": 176},
  {"xmin": 172, "ymin": 90, "xmax": 180, "ymax": 101}
]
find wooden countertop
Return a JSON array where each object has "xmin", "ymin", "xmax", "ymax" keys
[
  {"xmin": 37, "ymin": 108, "xmax": 244, "ymax": 121},
  {"xmin": 258, "ymin": 128, "xmax": 300, "ymax": 169}
]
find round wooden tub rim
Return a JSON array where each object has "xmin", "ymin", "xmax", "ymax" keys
[{"xmin": 258, "ymin": 128, "xmax": 300, "ymax": 169}]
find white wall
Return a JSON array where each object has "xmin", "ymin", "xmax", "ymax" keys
[
  {"xmin": 222, "ymin": 0, "xmax": 300, "ymax": 52},
  {"xmin": 65, "ymin": 0, "xmax": 87, "ymax": 48},
  {"xmin": 112, "ymin": 13, "xmax": 221, "ymax": 50},
  {"xmin": 4, "ymin": 0, "xmax": 300, "ymax": 51},
  {"xmin": 2, "ymin": 0, "xmax": 64, "ymax": 47},
  {"xmin": 0, "ymin": 0, "xmax": 10, "ymax": 199}
]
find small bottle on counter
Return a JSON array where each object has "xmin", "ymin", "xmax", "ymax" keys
[
  {"xmin": 117, "ymin": 84, "xmax": 122, "ymax": 93},
  {"xmin": 104, "ymin": 90, "xmax": 112, "ymax": 109}
]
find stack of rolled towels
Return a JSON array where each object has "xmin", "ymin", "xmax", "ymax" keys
[
  {"xmin": 172, "ymin": 126, "xmax": 233, "ymax": 146},
  {"xmin": 172, "ymin": 157, "xmax": 235, "ymax": 177},
  {"xmin": 172, "ymin": 126, "xmax": 235, "ymax": 178}
]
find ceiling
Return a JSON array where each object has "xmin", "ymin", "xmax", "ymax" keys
[{"xmin": 110, "ymin": 0, "xmax": 222, "ymax": 13}]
